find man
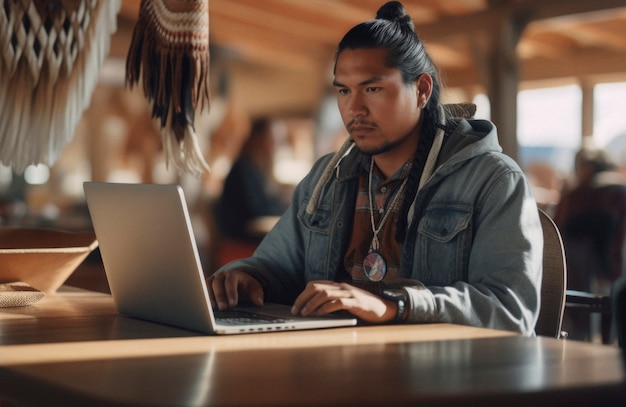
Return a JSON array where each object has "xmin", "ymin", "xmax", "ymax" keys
[{"xmin": 208, "ymin": 1, "xmax": 542, "ymax": 335}]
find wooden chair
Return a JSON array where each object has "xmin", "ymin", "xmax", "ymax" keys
[
  {"xmin": 611, "ymin": 276, "xmax": 626, "ymax": 348},
  {"xmin": 564, "ymin": 289, "xmax": 612, "ymax": 343},
  {"xmin": 558, "ymin": 183, "xmax": 626, "ymax": 343},
  {"xmin": 536, "ymin": 209, "xmax": 617, "ymax": 343},
  {"xmin": 535, "ymin": 209, "xmax": 568, "ymax": 338}
]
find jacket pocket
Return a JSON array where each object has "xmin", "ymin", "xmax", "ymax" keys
[
  {"xmin": 416, "ymin": 206, "xmax": 472, "ymax": 285},
  {"xmin": 298, "ymin": 200, "xmax": 332, "ymax": 279}
]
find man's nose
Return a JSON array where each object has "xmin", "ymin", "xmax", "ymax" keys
[{"xmin": 348, "ymin": 94, "xmax": 367, "ymax": 118}]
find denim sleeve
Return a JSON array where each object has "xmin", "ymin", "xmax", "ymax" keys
[{"xmin": 404, "ymin": 164, "xmax": 543, "ymax": 336}]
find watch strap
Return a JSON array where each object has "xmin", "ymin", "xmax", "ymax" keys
[{"xmin": 382, "ymin": 289, "xmax": 407, "ymax": 323}]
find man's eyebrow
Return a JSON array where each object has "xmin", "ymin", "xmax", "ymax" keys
[{"xmin": 332, "ymin": 76, "xmax": 385, "ymax": 88}]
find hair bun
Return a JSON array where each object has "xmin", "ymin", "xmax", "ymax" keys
[{"xmin": 376, "ymin": 1, "xmax": 414, "ymax": 30}]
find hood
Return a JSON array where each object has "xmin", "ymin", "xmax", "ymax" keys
[
  {"xmin": 305, "ymin": 109, "xmax": 500, "ymax": 216},
  {"xmin": 437, "ymin": 118, "xmax": 502, "ymax": 169}
]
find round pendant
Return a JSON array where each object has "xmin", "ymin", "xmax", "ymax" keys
[{"xmin": 363, "ymin": 251, "xmax": 387, "ymax": 282}]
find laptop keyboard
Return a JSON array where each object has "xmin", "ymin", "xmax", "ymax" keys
[{"xmin": 214, "ymin": 308, "xmax": 288, "ymax": 325}]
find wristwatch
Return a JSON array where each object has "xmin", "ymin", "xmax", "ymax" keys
[{"xmin": 382, "ymin": 289, "xmax": 407, "ymax": 323}]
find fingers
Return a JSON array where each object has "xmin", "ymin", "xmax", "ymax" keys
[
  {"xmin": 292, "ymin": 281, "xmax": 352, "ymax": 316},
  {"xmin": 292, "ymin": 281, "xmax": 394, "ymax": 323},
  {"xmin": 207, "ymin": 272, "xmax": 230, "ymax": 310},
  {"xmin": 241, "ymin": 275, "xmax": 265, "ymax": 307},
  {"xmin": 207, "ymin": 270, "xmax": 264, "ymax": 311}
]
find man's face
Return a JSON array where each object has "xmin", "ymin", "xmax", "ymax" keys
[{"xmin": 333, "ymin": 48, "xmax": 422, "ymax": 157}]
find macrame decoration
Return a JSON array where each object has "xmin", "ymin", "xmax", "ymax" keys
[
  {"xmin": 126, "ymin": 0, "xmax": 211, "ymax": 176},
  {"xmin": 0, "ymin": 0, "xmax": 120, "ymax": 173}
]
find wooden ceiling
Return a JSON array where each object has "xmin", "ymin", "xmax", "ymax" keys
[{"xmin": 116, "ymin": 0, "xmax": 626, "ymax": 116}]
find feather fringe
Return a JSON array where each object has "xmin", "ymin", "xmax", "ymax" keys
[
  {"xmin": 161, "ymin": 102, "xmax": 210, "ymax": 177},
  {"xmin": 125, "ymin": 0, "xmax": 211, "ymax": 176},
  {"xmin": 0, "ymin": 0, "xmax": 120, "ymax": 173}
]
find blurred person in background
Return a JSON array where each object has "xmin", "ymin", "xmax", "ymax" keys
[
  {"xmin": 216, "ymin": 117, "xmax": 290, "ymax": 249},
  {"xmin": 554, "ymin": 143, "xmax": 626, "ymax": 340}
]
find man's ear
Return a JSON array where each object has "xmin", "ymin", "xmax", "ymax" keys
[{"xmin": 416, "ymin": 73, "xmax": 433, "ymax": 108}]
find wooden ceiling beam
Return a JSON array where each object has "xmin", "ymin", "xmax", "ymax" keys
[
  {"xmin": 415, "ymin": 0, "xmax": 486, "ymax": 17},
  {"xmin": 112, "ymin": 0, "xmax": 626, "ymax": 108},
  {"xmin": 237, "ymin": 0, "xmax": 371, "ymax": 39},
  {"xmin": 522, "ymin": 49, "xmax": 626, "ymax": 82},
  {"xmin": 518, "ymin": 32, "xmax": 580, "ymax": 58},
  {"xmin": 209, "ymin": 15, "xmax": 336, "ymax": 72},
  {"xmin": 442, "ymin": 47, "xmax": 626, "ymax": 89},
  {"xmin": 210, "ymin": 1, "xmax": 340, "ymax": 44},
  {"xmin": 526, "ymin": 0, "xmax": 626, "ymax": 22},
  {"xmin": 564, "ymin": 23, "xmax": 626, "ymax": 51},
  {"xmin": 415, "ymin": 0, "xmax": 626, "ymax": 40},
  {"xmin": 427, "ymin": 43, "xmax": 474, "ymax": 68}
]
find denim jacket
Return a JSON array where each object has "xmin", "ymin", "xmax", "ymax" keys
[{"xmin": 218, "ymin": 118, "xmax": 543, "ymax": 335}]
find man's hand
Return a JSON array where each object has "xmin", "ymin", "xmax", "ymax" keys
[
  {"xmin": 207, "ymin": 270, "xmax": 264, "ymax": 310},
  {"xmin": 291, "ymin": 280, "xmax": 398, "ymax": 323}
]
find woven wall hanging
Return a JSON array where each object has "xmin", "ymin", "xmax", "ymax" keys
[
  {"xmin": 0, "ymin": 0, "xmax": 120, "ymax": 173},
  {"xmin": 126, "ymin": 0, "xmax": 211, "ymax": 176}
]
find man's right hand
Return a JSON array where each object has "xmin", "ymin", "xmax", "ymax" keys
[{"xmin": 207, "ymin": 270, "xmax": 265, "ymax": 310}]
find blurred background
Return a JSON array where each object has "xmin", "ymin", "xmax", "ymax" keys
[{"xmin": 1, "ymin": 1, "xmax": 626, "ymax": 315}]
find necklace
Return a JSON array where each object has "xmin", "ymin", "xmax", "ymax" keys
[{"xmin": 363, "ymin": 159, "xmax": 409, "ymax": 282}]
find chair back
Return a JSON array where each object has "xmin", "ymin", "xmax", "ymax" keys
[
  {"xmin": 535, "ymin": 209, "xmax": 567, "ymax": 338},
  {"xmin": 611, "ymin": 276, "xmax": 626, "ymax": 347}
]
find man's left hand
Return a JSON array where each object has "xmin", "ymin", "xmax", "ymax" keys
[{"xmin": 291, "ymin": 280, "xmax": 398, "ymax": 323}]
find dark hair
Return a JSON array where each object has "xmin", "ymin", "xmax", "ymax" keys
[
  {"xmin": 334, "ymin": 1, "xmax": 445, "ymax": 241},
  {"xmin": 241, "ymin": 117, "xmax": 271, "ymax": 153},
  {"xmin": 334, "ymin": 1, "xmax": 442, "ymax": 121},
  {"xmin": 575, "ymin": 146, "xmax": 615, "ymax": 175}
]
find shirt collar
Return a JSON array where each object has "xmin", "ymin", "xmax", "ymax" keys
[{"xmin": 361, "ymin": 155, "xmax": 413, "ymax": 182}]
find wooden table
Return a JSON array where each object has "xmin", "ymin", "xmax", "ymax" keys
[{"xmin": 0, "ymin": 289, "xmax": 624, "ymax": 406}]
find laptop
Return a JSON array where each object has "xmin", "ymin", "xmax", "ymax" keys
[{"xmin": 83, "ymin": 182, "xmax": 357, "ymax": 335}]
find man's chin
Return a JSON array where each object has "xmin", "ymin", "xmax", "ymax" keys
[{"xmin": 354, "ymin": 141, "xmax": 393, "ymax": 156}]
